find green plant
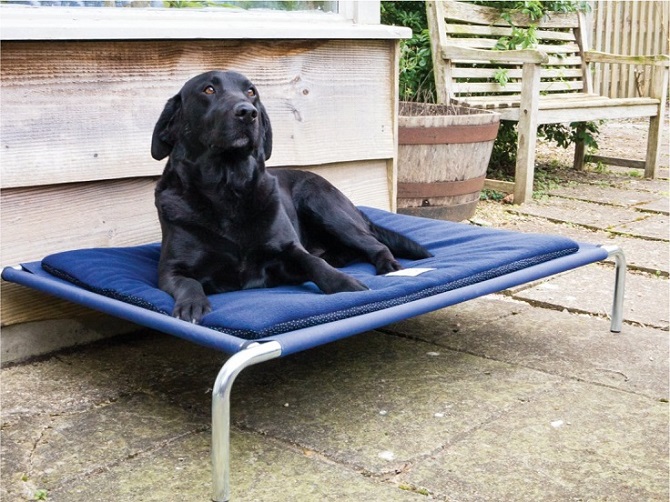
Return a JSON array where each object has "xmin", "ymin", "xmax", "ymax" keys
[
  {"xmin": 33, "ymin": 489, "xmax": 48, "ymax": 501},
  {"xmin": 381, "ymin": 1, "xmax": 436, "ymax": 102}
]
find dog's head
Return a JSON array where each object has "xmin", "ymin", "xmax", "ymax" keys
[{"xmin": 151, "ymin": 70, "xmax": 273, "ymax": 162}]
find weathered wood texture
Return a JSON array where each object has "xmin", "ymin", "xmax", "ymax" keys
[
  {"xmin": 591, "ymin": 1, "xmax": 670, "ymax": 99},
  {"xmin": 1, "ymin": 38, "xmax": 400, "ymax": 328},
  {"xmin": 1, "ymin": 39, "xmax": 395, "ymax": 188},
  {"xmin": 427, "ymin": 0, "xmax": 669, "ymax": 204},
  {"xmin": 397, "ymin": 107, "xmax": 498, "ymax": 217}
]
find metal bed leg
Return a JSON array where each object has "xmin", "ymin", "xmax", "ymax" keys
[
  {"xmin": 602, "ymin": 245, "xmax": 626, "ymax": 333},
  {"xmin": 211, "ymin": 341, "xmax": 282, "ymax": 502}
]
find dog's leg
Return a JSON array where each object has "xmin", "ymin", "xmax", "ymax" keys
[
  {"xmin": 310, "ymin": 205, "xmax": 403, "ymax": 274},
  {"xmin": 161, "ymin": 274, "xmax": 212, "ymax": 323},
  {"xmin": 275, "ymin": 244, "xmax": 368, "ymax": 294}
]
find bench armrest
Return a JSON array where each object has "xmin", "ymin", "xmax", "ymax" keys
[
  {"xmin": 584, "ymin": 50, "xmax": 669, "ymax": 67},
  {"xmin": 442, "ymin": 44, "xmax": 548, "ymax": 65}
]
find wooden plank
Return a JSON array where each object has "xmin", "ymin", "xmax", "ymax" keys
[
  {"xmin": 427, "ymin": 0, "xmax": 451, "ymax": 104},
  {"xmin": 483, "ymin": 178, "xmax": 514, "ymax": 193},
  {"xmin": 1, "ymin": 178, "xmax": 162, "ymax": 267},
  {"xmin": 1, "ymin": 39, "xmax": 395, "ymax": 189},
  {"xmin": 445, "ymin": 23, "xmax": 577, "ymax": 42},
  {"xmin": 624, "ymin": 1, "xmax": 636, "ymax": 98},
  {"xmin": 443, "ymin": 1, "xmax": 579, "ymax": 29},
  {"xmin": 442, "ymin": 44, "xmax": 547, "ymax": 64},
  {"xmin": 1, "ymin": 282, "xmax": 101, "ymax": 327},
  {"xmin": 584, "ymin": 51, "xmax": 670, "ymax": 66},
  {"xmin": 602, "ymin": 0, "xmax": 614, "ymax": 96},
  {"xmin": 451, "ymin": 37, "xmax": 581, "ymax": 55},
  {"xmin": 612, "ymin": 0, "xmax": 623, "ymax": 98},
  {"xmin": 537, "ymin": 96, "xmax": 658, "ymax": 110},
  {"xmin": 452, "ymin": 80, "xmax": 584, "ymax": 94},
  {"xmin": 585, "ymin": 155, "xmax": 645, "ymax": 169},
  {"xmin": 536, "ymin": 102, "xmax": 658, "ymax": 124},
  {"xmin": 452, "ymin": 67, "xmax": 583, "ymax": 79}
]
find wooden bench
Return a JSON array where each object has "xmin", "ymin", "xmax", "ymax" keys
[{"xmin": 427, "ymin": 0, "xmax": 669, "ymax": 204}]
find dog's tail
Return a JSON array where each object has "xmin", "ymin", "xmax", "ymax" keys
[{"xmin": 365, "ymin": 216, "xmax": 433, "ymax": 260}]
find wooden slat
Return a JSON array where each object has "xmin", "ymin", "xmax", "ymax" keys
[
  {"xmin": 1, "ymin": 283, "xmax": 101, "ymax": 327},
  {"xmin": 536, "ymin": 103, "xmax": 658, "ymax": 124},
  {"xmin": 445, "ymin": 23, "xmax": 577, "ymax": 42},
  {"xmin": 584, "ymin": 50, "xmax": 670, "ymax": 66},
  {"xmin": 456, "ymin": 94, "xmax": 660, "ymax": 125},
  {"xmin": 450, "ymin": 37, "xmax": 581, "ymax": 55},
  {"xmin": 1, "ymin": 178, "xmax": 162, "ymax": 267},
  {"xmin": 453, "ymin": 80, "xmax": 584, "ymax": 95},
  {"xmin": 452, "ymin": 67, "xmax": 584, "ymax": 79},
  {"xmin": 1, "ymin": 39, "xmax": 395, "ymax": 189},
  {"xmin": 585, "ymin": 154, "xmax": 646, "ymax": 169},
  {"xmin": 443, "ymin": 1, "xmax": 579, "ymax": 29},
  {"xmin": 483, "ymin": 178, "xmax": 514, "ymax": 193},
  {"xmin": 442, "ymin": 44, "xmax": 547, "ymax": 64}
]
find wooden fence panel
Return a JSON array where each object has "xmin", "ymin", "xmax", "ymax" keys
[{"xmin": 591, "ymin": 0, "xmax": 669, "ymax": 98}]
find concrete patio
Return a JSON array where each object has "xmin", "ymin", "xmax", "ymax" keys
[{"xmin": 2, "ymin": 116, "xmax": 668, "ymax": 501}]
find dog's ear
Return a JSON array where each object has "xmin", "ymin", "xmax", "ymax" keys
[
  {"xmin": 151, "ymin": 94, "xmax": 182, "ymax": 161},
  {"xmin": 258, "ymin": 102, "xmax": 273, "ymax": 161}
]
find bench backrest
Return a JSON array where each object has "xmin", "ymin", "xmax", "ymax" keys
[{"xmin": 427, "ymin": 0, "xmax": 591, "ymax": 105}]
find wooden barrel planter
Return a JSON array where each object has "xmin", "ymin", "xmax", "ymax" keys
[{"xmin": 397, "ymin": 102, "xmax": 500, "ymax": 221}]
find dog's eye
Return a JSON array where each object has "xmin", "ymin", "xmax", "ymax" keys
[
  {"xmin": 203, "ymin": 86, "xmax": 216, "ymax": 95},
  {"xmin": 246, "ymin": 88, "xmax": 256, "ymax": 98}
]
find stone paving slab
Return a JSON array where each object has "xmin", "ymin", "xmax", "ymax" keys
[
  {"xmin": 512, "ymin": 264, "xmax": 669, "ymax": 329},
  {"xmin": 232, "ymin": 331, "xmax": 561, "ymax": 475},
  {"xmin": 402, "ymin": 379, "xmax": 669, "ymax": 502},
  {"xmin": 47, "ymin": 429, "xmax": 426, "ymax": 502},
  {"xmin": 548, "ymin": 184, "xmax": 662, "ymax": 207},
  {"xmin": 489, "ymin": 214, "xmax": 669, "ymax": 275},
  {"xmin": 512, "ymin": 197, "xmax": 639, "ymax": 230},
  {"xmin": 611, "ymin": 212, "xmax": 669, "ymax": 241},
  {"xmin": 514, "ymin": 198, "xmax": 668, "ymax": 240},
  {"xmin": 387, "ymin": 298, "xmax": 669, "ymax": 400},
  {"xmin": 637, "ymin": 197, "xmax": 670, "ymax": 215}
]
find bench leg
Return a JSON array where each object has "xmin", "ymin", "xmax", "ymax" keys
[
  {"xmin": 514, "ymin": 63, "xmax": 541, "ymax": 205},
  {"xmin": 602, "ymin": 245, "xmax": 626, "ymax": 333},
  {"xmin": 644, "ymin": 113, "xmax": 663, "ymax": 178},
  {"xmin": 573, "ymin": 123, "xmax": 587, "ymax": 171},
  {"xmin": 645, "ymin": 63, "xmax": 669, "ymax": 178},
  {"xmin": 211, "ymin": 341, "xmax": 283, "ymax": 502}
]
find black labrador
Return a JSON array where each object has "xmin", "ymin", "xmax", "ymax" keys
[{"xmin": 151, "ymin": 70, "xmax": 432, "ymax": 323}]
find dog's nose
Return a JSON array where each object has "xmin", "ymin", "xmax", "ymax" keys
[{"xmin": 234, "ymin": 102, "xmax": 258, "ymax": 123}]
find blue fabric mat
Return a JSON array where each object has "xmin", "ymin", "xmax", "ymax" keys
[{"xmin": 37, "ymin": 208, "xmax": 581, "ymax": 341}]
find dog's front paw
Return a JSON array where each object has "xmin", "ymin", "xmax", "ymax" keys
[
  {"xmin": 322, "ymin": 272, "xmax": 368, "ymax": 294},
  {"xmin": 375, "ymin": 258, "xmax": 403, "ymax": 275},
  {"xmin": 173, "ymin": 297, "xmax": 212, "ymax": 324}
]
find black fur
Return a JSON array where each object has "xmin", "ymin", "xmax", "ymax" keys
[{"xmin": 152, "ymin": 70, "xmax": 432, "ymax": 323}]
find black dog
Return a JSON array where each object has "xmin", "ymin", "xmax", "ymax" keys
[{"xmin": 151, "ymin": 70, "xmax": 432, "ymax": 323}]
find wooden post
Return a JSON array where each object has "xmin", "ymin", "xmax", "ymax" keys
[
  {"xmin": 644, "ymin": 61, "xmax": 669, "ymax": 178},
  {"xmin": 513, "ymin": 62, "xmax": 541, "ymax": 204},
  {"xmin": 573, "ymin": 123, "xmax": 587, "ymax": 171}
]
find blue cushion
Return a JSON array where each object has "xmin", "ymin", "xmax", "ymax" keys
[{"xmin": 41, "ymin": 207, "xmax": 579, "ymax": 340}]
